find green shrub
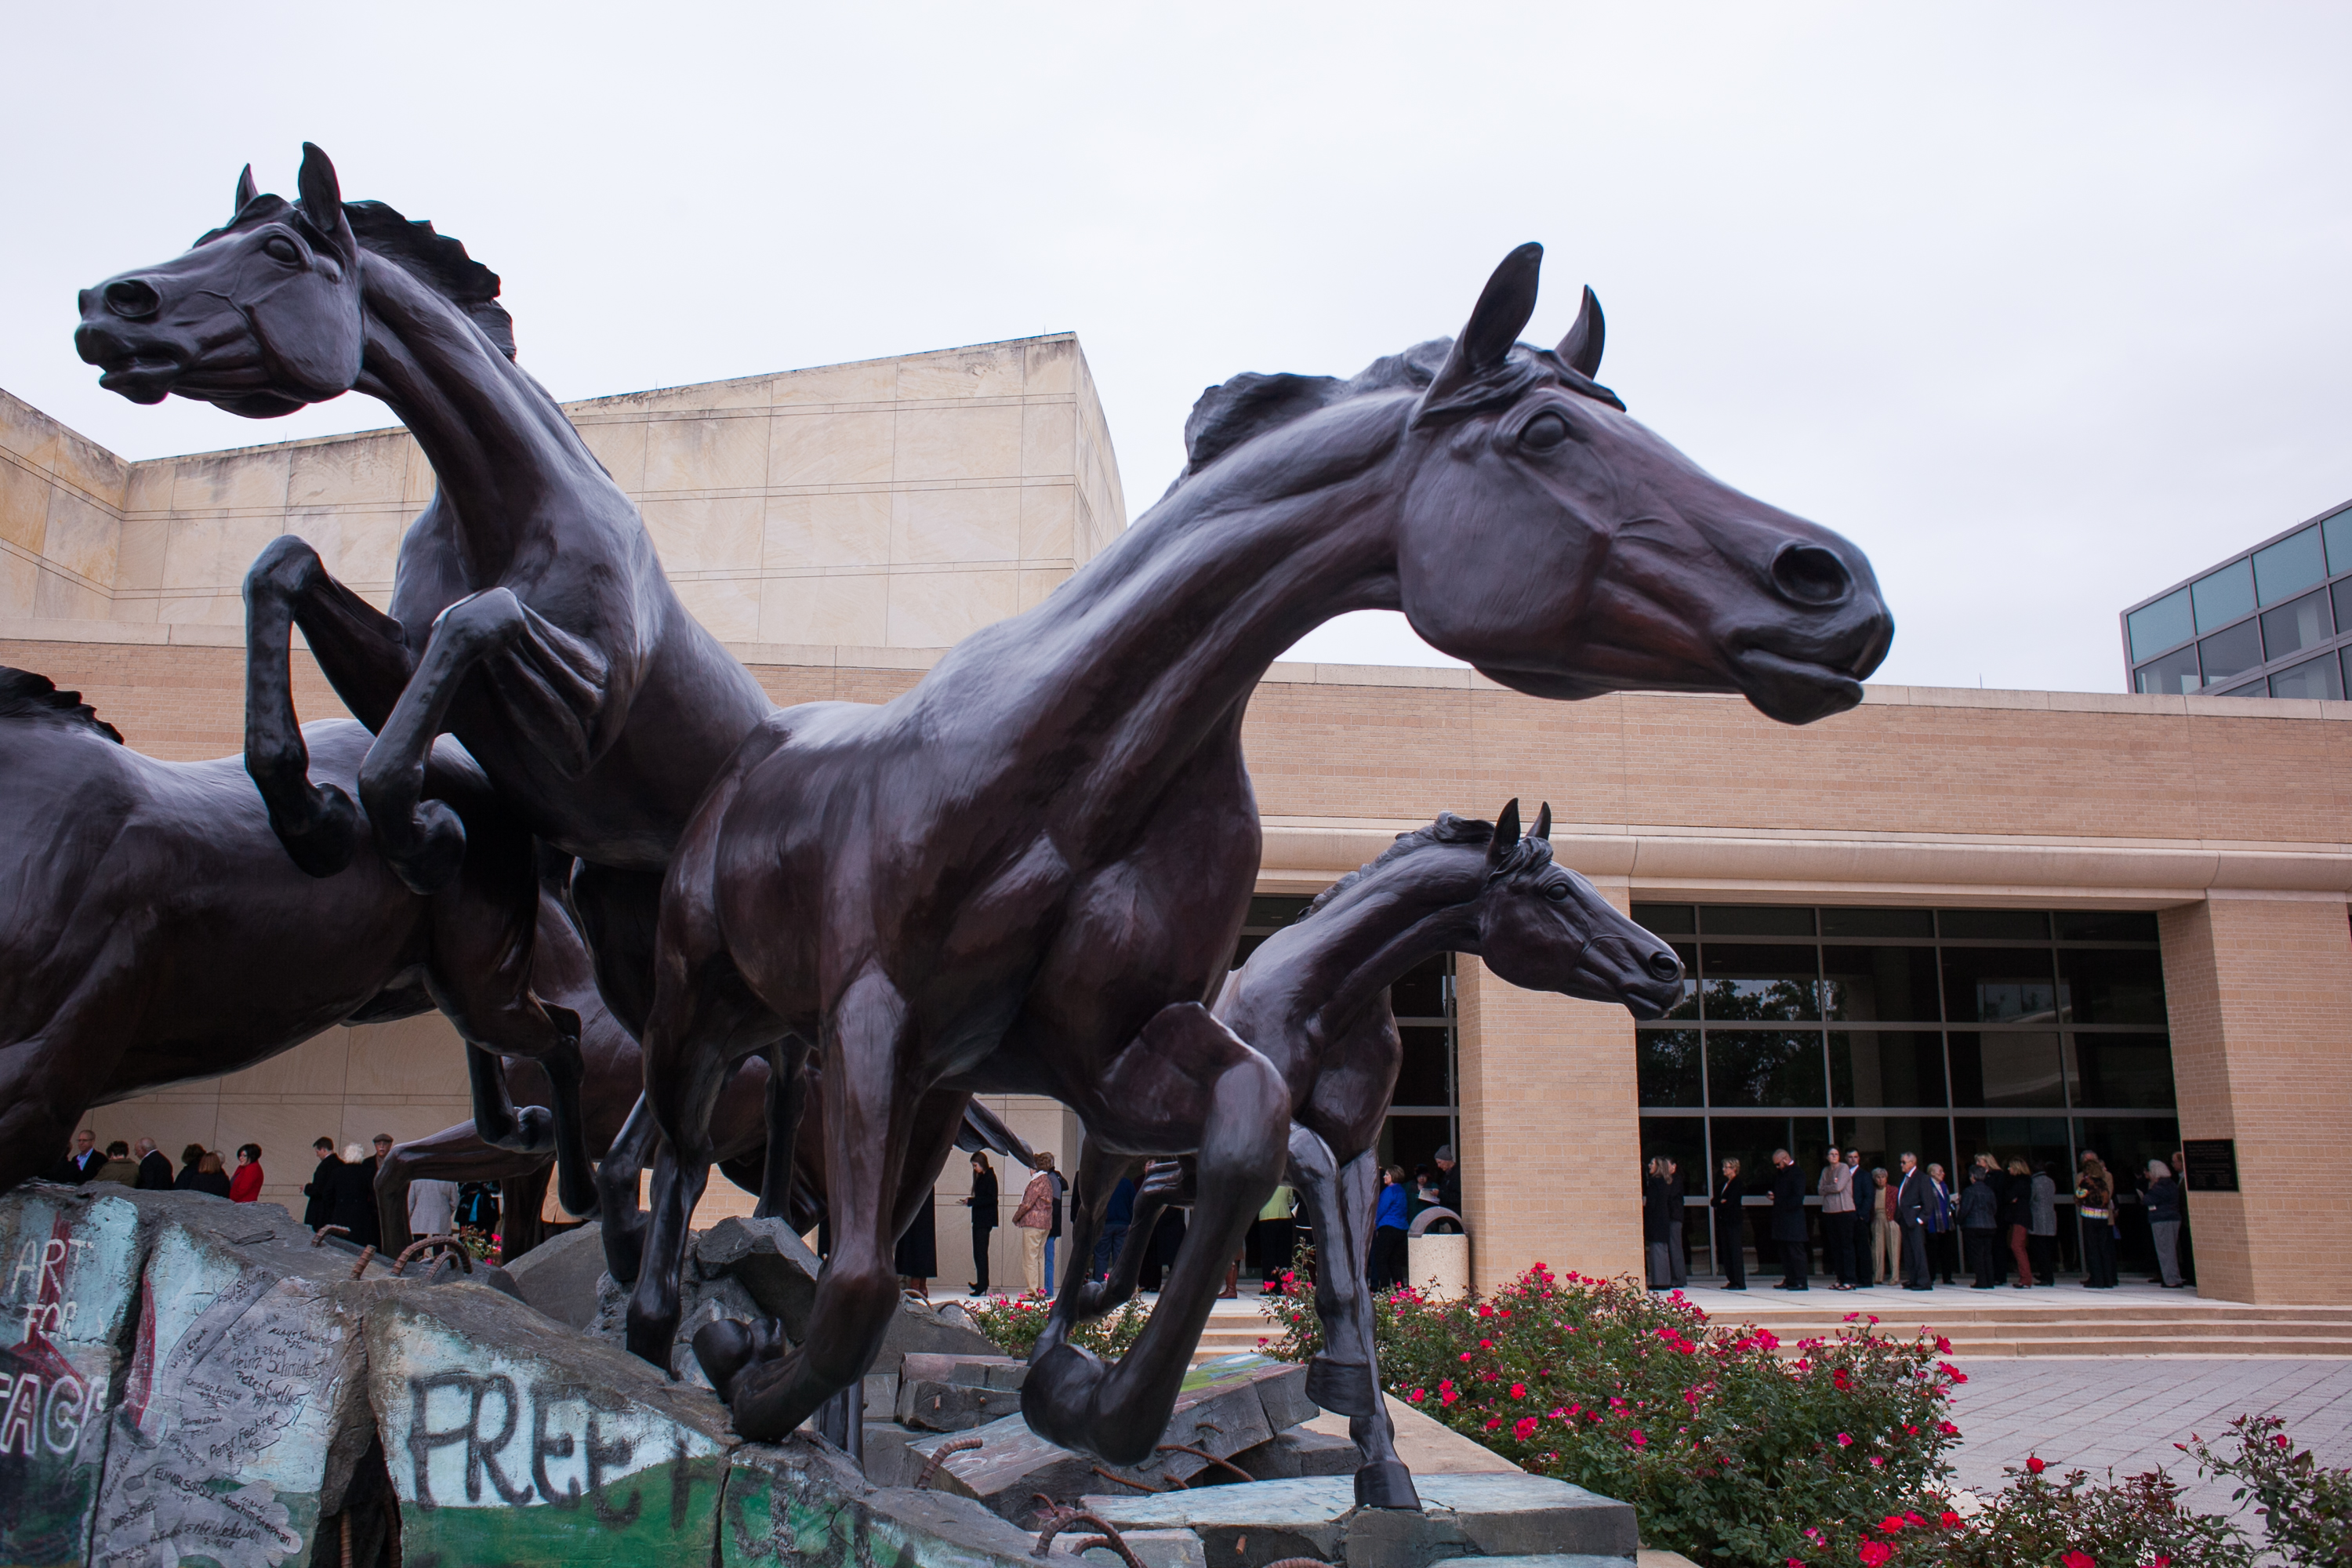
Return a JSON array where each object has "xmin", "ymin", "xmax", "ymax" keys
[
  {"xmin": 966, "ymin": 1290, "xmax": 1151, "ymax": 1360},
  {"xmin": 1262, "ymin": 1263, "xmax": 1961, "ymax": 1565},
  {"xmin": 2184, "ymin": 1413, "xmax": 2352, "ymax": 1564},
  {"xmin": 1788, "ymin": 1459, "xmax": 2256, "ymax": 1568}
]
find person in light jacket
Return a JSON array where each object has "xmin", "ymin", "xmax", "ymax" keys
[
  {"xmin": 1958, "ymin": 1163, "xmax": 2001, "ymax": 1287},
  {"xmin": 2144, "ymin": 1159, "xmax": 2186, "ymax": 1288},
  {"xmin": 1817, "ymin": 1147, "xmax": 1857, "ymax": 1290},
  {"xmin": 1869, "ymin": 1167, "xmax": 1900, "ymax": 1285},
  {"xmin": 2027, "ymin": 1162, "xmax": 2059, "ymax": 1285},
  {"xmin": 1014, "ymin": 1152, "xmax": 1058, "ymax": 1296}
]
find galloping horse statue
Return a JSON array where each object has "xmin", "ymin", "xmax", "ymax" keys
[
  {"xmin": 73, "ymin": 146, "xmax": 775, "ymax": 1217},
  {"xmin": 0, "ymin": 670, "xmax": 584, "ymax": 1200},
  {"xmin": 1041, "ymin": 801, "xmax": 1685, "ymax": 1504},
  {"xmin": 624, "ymin": 242, "xmax": 1893, "ymax": 1497}
]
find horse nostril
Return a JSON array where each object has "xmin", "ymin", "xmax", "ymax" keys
[
  {"xmin": 103, "ymin": 278, "xmax": 162, "ymax": 321},
  {"xmin": 1769, "ymin": 542, "xmax": 1852, "ymax": 608},
  {"xmin": 1646, "ymin": 949, "xmax": 1684, "ymax": 983}
]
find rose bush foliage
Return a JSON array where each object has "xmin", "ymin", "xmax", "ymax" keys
[{"xmin": 967, "ymin": 1290, "xmax": 1150, "ymax": 1360}]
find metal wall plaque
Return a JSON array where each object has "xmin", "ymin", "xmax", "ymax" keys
[{"xmin": 2182, "ymin": 1138, "xmax": 2239, "ymax": 1192}]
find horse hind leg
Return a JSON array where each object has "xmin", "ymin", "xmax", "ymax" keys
[
  {"xmin": 241, "ymin": 535, "xmax": 408, "ymax": 877},
  {"xmin": 1289, "ymin": 1126, "xmax": 1420, "ymax": 1510}
]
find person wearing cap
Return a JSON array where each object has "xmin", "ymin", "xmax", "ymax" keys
[{"xmin": 1433, "ymin": 1145, "xmax": 1461, "ymax": 1217}]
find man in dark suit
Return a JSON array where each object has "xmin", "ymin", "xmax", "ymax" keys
[
  {"xmin": 53, "ymin": 1128, "xmax": 101, "ymax": 1183},
  {"xmin": 1711, "ymin": 1158, "xmax": 1749, "ymax": 1289},
  {"xmin": 1769, "ymin": 1149, "xmax": 1809, "ymax": 1290},
  {"xmin": 301, "ymin": 1138, "xmax": 341, "ymax": 1232},
  {"xmin": 134, "ymin": 1138, "xmax": 175, "ymax": 1190},
  {"xmin": 1894, "ymin": 1152, "xmax": 1934, "ymax": 1290}
]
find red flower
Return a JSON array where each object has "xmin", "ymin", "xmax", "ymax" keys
[
  {"xmin": 1484, "ymin": 1416, "xmax": 1504, "ymax": 1431},
  {"xmin": 2060, "ymin": 1553, "xmax": 2093, "ymax": 1568},
  {"xmin": 1628, "ymin": 1429, "xmax": 1646, "ymax": 1448},
  {"xmin": 1938, "ymin": 1512, "xmax": 1961, "ymax": 1529},
  {"xmin": 1938, "ymin": 1421, "xmax": 1961, "ymax": 1436},
  {"xmin": 1880, "ymin": 1517, "xmax": 1905, "ymax": 1533},
  {"xmin": 2026, "ymin": 1455, "xmax": 2046, "ymax": 1475},
  {"xmin": 1512, "ymin": 1416, "xmax": 1537, "ymax": 1441},
  {"xmin": 1508, "ymin": 1382, "xmax": 1526, "ymax": 1399},
  {"xmin": 1836, "ymin": 1433, "xmax": 1854, "ymax": 1447},
  {"xmin": 1858, "ymin": 1543, "xmax": 1895, "ymax": 1568}
]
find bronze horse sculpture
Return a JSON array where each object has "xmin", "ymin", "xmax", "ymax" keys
[
  {"xmin": 1045, "ymin": 802, "xmax": 1684, "ymax": 1504},
  {"xmin": 0, "ymin": 670, "xmax": 582, "ymax": 1200},
  {"xmin": 626, "ymin": 242, "xmax": 1892, "ymax": 1497},
  {"xmin": 74, "ymin": 145, "xmax": 776, "ymax": 1217}
]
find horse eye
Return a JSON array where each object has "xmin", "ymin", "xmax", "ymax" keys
[
  {"xmin": 1543, "ymin": 882, "xmax": 1572, "ymax": 902},
  {"xmin": 263, "ymin": 235, "xmax": 302, "ymax": 265},
  {"xmin": 1520, "ymin": 412, "xmax": 1572, "ymax": 451}
]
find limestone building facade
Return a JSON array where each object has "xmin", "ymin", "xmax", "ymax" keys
[{"xmin": 5, "ymin": 340, "xmax": 2347, "ymax": 1305}]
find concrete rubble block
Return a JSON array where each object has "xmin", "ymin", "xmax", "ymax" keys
[
  {"xmin": 906, "ymin": 1353, "xmax": 1306, "ymax": 1523},
  {"xmin": 1049, "ymin": 1526, "xmax": 1209, "ymax": 1568},
  {"xmin": 0, "ymin": 1182, "xmax": 146, "ymax": 1567},
  {"xmin": 1083, "ymin": 1472, "xmax": 1639, "ymax": 1568},
  {"xmin": 503, "ymin": 1221, "xmax": 607, "ymax": 1329},
  {"xmin": 895, "ymin": 1352, "xmax": 1028, "ymax": 1431},
  {"xmin": 367, "ymin": 1283, "xmax": 737, "ymax": 1566},
  {"xmin": 1229, "ymin": 1427, "xmax": 1359, "ymax": 1481},
  {"xmin": 692, "ymin": 1218, "xmax": 821, "ymax": 1337},
  {"xmin": 92, "ymin": 1196, "xmax": 401, "ymax": 1568},
  {"xmin": 720, "ymin": 1437, "xmax": 1040, "ymax": 1566}
]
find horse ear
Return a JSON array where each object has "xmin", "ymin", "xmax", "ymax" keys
[
  {"xmin": 1557, "ymin": 286, "xmax": 1605, "ymax": 379},
  {"xmin": 1422, "ymin": 243, "xmax": 1543, "ymax": 412},
  {"xmin": 1489, "ymin": 798, "xmax": 1523, "ymax": 865},
  {"xmin": 1532, "ymin": 802, "xmax": 1552, "ymax": 841},
  {"xmin": 294, "ymin": 143, "xmax": 357, "ymax": 265},
  {"xmin": 234, "ymin": 165, "xmax": 259, "ymax": 215}
]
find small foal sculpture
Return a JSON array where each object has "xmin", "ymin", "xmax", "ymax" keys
[
  {"xmin": 73, "ymin": 146, "xmax": 777, "ymax": 1216},
  {"xmin": 1045, "ymin": 801, "xmax": 1683, "ymax": 1504},
  {"xmin": 625, "ymin": 242, "xmax": 1892, "ymax": 1478}
]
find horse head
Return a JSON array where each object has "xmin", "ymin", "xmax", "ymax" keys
[
  {"xmin": 1472, "ymin": 799, "xmax": 1684, "ymax": 1020},
  {"xmin": 75, "ymin": 143, "xmax": 511, "ymax": 418},
  {"xmin": 1394, "ymin": 245, "xmax": 1892, "ymax": 724}
]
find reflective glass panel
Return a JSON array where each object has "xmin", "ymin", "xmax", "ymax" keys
[
  {"xmin": 1707, "ymin": 1116, "xmax": 1831, "ymax": 1200},
  {"xmin": 2058, "ymin": 948, "xmax": 2165, "ymax": 1025},
  {"xmin": 1949, "ymin": 1031, "xmax": 2066, "ymax": 1107},
  {"xmin": 2272, "ymin": 653, "xmax": 2344, "ymax": 700},
  {"xmin": 2198, "ymin": 619, "xmax": 2264, "ymax": 684},
  {"xmin": 1938, "ymin": 909, "xmax": 2049, "ymax": 941},
  {"xmin": 1952, "ymin": 1116, "xmax": 2072, "ymax": 1179},
  {"xmin": 1392, "ymin": 1025, "xmax": 1451, "ymax": 1108},
  {"xmin": 1821, "ymin": 946, "xmax": 1943, "ymax": 1022},
  {"xmin": 2261, "ymin": 589, "xmax": 2333, "ymax": 661},
  {"xmin": 1699, "ymin": 906, "xmax": 1815, "ymax": 936},
  {"xmin": 2072, "ymin": 1117, "xmax": 2182, "ymax": 1191},
  {"xmin": 1707, "ymin": 1031, "xmax": 1828, "ymax": 1107},
  {"xmin": 2053, "ymin": 911, "xmax": 2159, "ymax": 942},
  {"xmin": 1635, "ymin": 1029, "xmax": 1703, "ymax": 1107},
  {"xmin": 2126, "ymin": 586, "xmax": 2195, "ymax": 661},
  {"xmin": 1390, "ymin": 956, "xmax": 1447, "ymax": 1021},
  {"xmin": 2328, "ymin": 507, "xmax": 2352, "ymax": 576},
  {"xmin": 2336, "ymin": 578, "xmax": 2352, "ymax": 641},
  {"xmin": 1832, "ymin": 1116, "xmax": 1953, "ymax": 1181},
  {"xmin": 1820, "ymin": 907, "xmax": 1936, "ymax": 938},
  {"xmin": 1662, "ymin": 943, "xmax": 1698, "ymax": 1020},
  {"xmin": 1941, "ymin": 948, "xmax": 2060, "ymax": 1023},
  {"xmin": 2065, "ymin": 1033, "xmax": 2176, "ymax": 1109},
  {"xmin": 2134, "ymin": 645, "xmax": 2201, "ymax": 695},
  {"xmin": 1637, "ymin": 1117, "xmax": 1706, "ymax": 1196},
  {"xmin": 2193, "ymin": 557, "xmax": 2257, "ymax": 630},
  {"xmin": 2254, "ymin": 526, "xmax": 2328, "ymax": 604},
  {"xmin": 1700, "ymin": 945, "xmax": 1820, "ymax": 1022},
  {"xmin": 1633, "ymin": 903, "xmax": 1697, "ymax": 936},
  {"xmin": 1829, "ymin": 1030, "xmax": 1947, "ymax": 1106}
]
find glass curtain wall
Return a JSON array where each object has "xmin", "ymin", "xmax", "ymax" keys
[
  {"xmin": 1631, "ymin": 904, "xmax": 2176, "ymax": 1281},
  {"xmin": 2125, "ymin": 503, "xmax": 2352, "ymax": 699}
]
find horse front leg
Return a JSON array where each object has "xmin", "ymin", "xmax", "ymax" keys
[
  {"xmin": 1021, "ymin": 1004, "xmax": 1288, "ymax": 1468},
  {"xmin": 1042, "ymin": 1144, "xmax": 1150, "ymax": 1345},
  {"xmin": 241, "ymin": 535, "xmax": 412, "ymax": 877},
  {"xmin": 358, "ymin": 587, "xmax": 615, "ymax": 895},
  {"xmin": 695, "ymin": 967, "xmax": 918, "ymax": 1438},
  {"xmin": 374, "ymin": 1120, "xmax": 548, "ymax": 1260},
  {"xmin": 1290, "ymin": 1127, "xmax": 1420, "ymax": 1510},
  {"xmin": 597, "ymin": 1094, "xmax": 660, "ymax": 1287}
]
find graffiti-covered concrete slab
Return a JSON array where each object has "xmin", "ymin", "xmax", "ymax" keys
[
  {"xmin": 0, "ymin": 1185, "xmax": 144, "ymax": 1567},
  {"xmin": 720, "ymin": 1440, "xmax": 1035, "ymax": 1567},
  {"xmin": 89, "ymin": 1197, "xmax": 391, "ymax": 1568},
  {"xmin": 367, "ymin": 1284, "xmax": 737, "ymax": 1566}
]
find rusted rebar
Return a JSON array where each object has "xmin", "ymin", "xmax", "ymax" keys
[
  {"xmin": 1087, "ymin": 1465, "xmax": 1159, "ymax": 1494},
  {"xmin": 1156, "ymin": 1442, "xmax": 1254, "ymax": 1485},
  {"xmin": 913, "ymin": 1435, "xmax": 982, "ymax": 1490},
  {"xmin": 310, "ymin": 1225, "xmax": 349, "ymax": 1247},
  {"xmin": 1031, "ymin": 1505, "xmax": 1145, "ymax": 1568},
  {"xmin": 1261, "ymin": 1559, "xmax": 1332, "ymax": 1567},
  {"xmin": 392, "ymin": 1235, "xmax": 473, "ymax": 1276},
  {"xmin": 347, "ymin": 1245, "xmax": 376, "ymax": 1279}
]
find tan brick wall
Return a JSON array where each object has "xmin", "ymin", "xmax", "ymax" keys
[{"xmin": 2160, "ymin": 896, "xmax": 2352, "ymax": 1303}]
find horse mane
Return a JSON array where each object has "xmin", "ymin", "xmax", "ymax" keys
[
  {"xmin": 0, "ymin": 668, "xmax": 123, "ymax": 743},
  {"xmin": 198, "ymin": 193, "xmax": 517, "ymax": 361},
  {"xmin": 1171, "ymin": 336, "xmax": 1624, "ymax": 492},
  {"xmin": 1303, "ymin": 811, "xmax": 1497, "ymax": 920}
]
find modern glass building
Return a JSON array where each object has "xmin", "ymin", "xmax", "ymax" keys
[
  {"xmin": 2122, "ymin": 500, "xmax": 2352, "ymax": 698},
  {"xmin": 1630, "ymin": 902, "xmax": 2176, "ymax": 1274}
]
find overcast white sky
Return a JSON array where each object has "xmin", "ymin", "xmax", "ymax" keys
[{"xmin": 7, "ymin": 4, "xmax": 2350, "ymax": 693}]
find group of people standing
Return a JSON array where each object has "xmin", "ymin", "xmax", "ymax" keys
[
  {"xmin": 1657, "ymin": 1145, "xmax": 2194, "ymax": 1294},
  {"xmin": 53, "ymin": 1129, "xmax": 264, "ymax": 1201}
]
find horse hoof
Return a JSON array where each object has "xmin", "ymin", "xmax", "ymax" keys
[
  {"xmin": 1354, "ymin": 1460, "xmax": 1421, "ymax": 1511},
  {"xmin": 387, "ymin": 798, "xmax": 466, "ymax": 895},
  {"xmin": 694, "ymin": 1319, "xmax": 760, "ymax": 1403},
  {"xmin": 1019, "ymin": 1342, "xmax": 1124, "ymax": 1459},
  {"xmin": 727, "ymin": 1348, "xmax": 812, "ymax": 1443},
  {"xmin": 270, "ymin": 783, "xmax": 360, "ymax": 878}
]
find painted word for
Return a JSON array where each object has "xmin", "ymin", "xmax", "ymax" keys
[
  {"xmin": 408, "ymin": 1373, "xmax": 690, "ymax": 1526},
  {"xmin": 0, "ymin": 1370, "xmax": 87, "ymax": 1457}
]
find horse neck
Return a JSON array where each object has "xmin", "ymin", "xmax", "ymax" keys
[
  {"xmin": 984, "ymin": 397, "xmax": 1411, "ymax": 769},
  {"xmin": 350, "ymin": 257, "xmax": 603, "ymax": 575},
  {"xmin": 1260, "ymin": 845, "xmax": 1487, "ymax": 1039}
]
